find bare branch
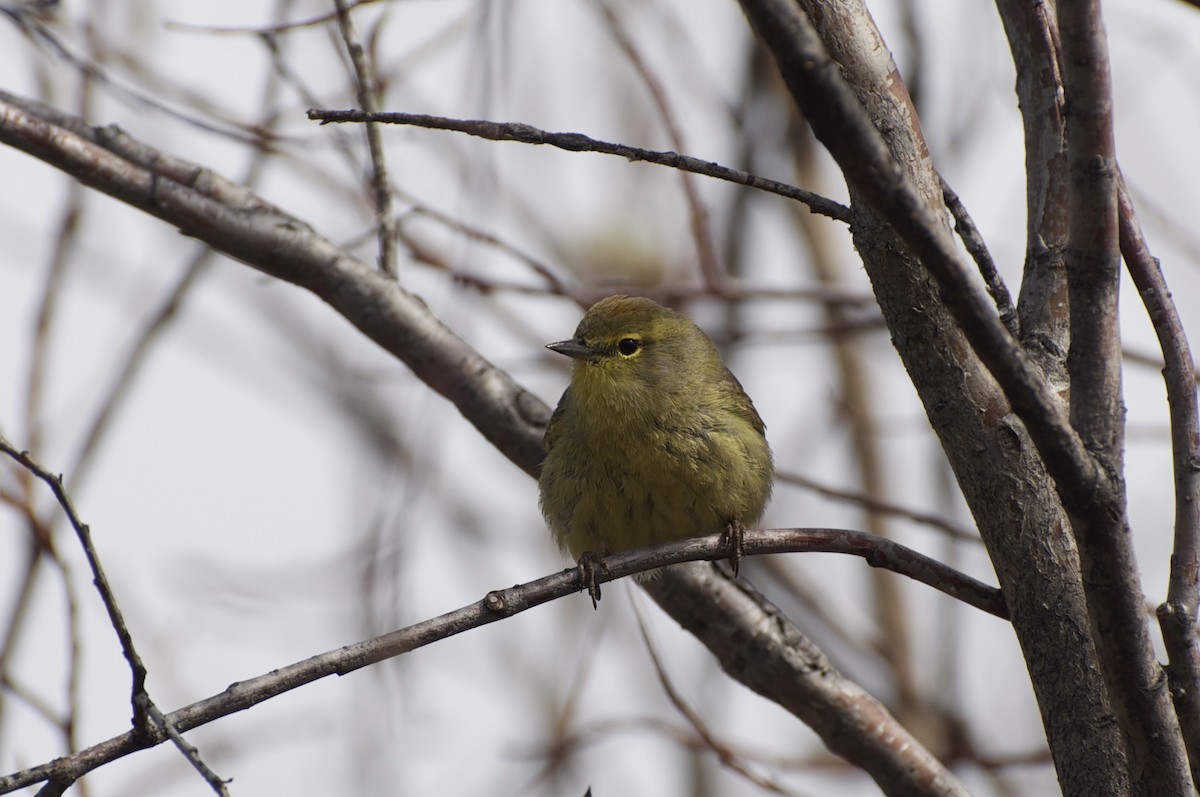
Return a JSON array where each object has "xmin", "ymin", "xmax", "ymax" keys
[
  {"xmin": 733, "ymin": 0, "xmax": 1109, "ymax": 517},
  {"xmin": 642, "ymin": 564, "xmax": 975, "ymax": 797},
  {"xmin": 939, "ymin": 175, "xmax": 1016, "ymax": 336},
  {"xmin": 1056, "ymin": 1, "xmax": 1190, "ymax": 790},
  {"xmin": 0, "ymin": 89, "xmax": 550, "ymax": 476},
  {"xmin": 777, "ymin": 470, "xmax": 980, "ymax": 544},
  {"xmin": 307, "ymin": 109, "xmax": 852, "ymax": 222},
  {"xmin": 993, "ymin": 0, "xmax": 1070, "ymax": 373},
  {"xmin": 1121, "ymin": 176, "xmax": 1200, "ymax": 783},
  {"xmin": 0, "ymin": 526, "xmax": 1000, "ymax": 794},
  {"xmin": 735, "ymin": 0, "xmax": 1135, "ymax": 792},
  {"xmin": 333, "ymin": 0, "xmax": 398, "ymax": 277},
  {"xmin": 0, "ymin": 435, "xmax": 230, "ymax": 796}
]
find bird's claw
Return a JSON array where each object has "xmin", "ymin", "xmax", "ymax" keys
[
  {"xmin": 722, "ymin": 520, "xmax": 746, "ymax": 577},
  {"xmin": 577, "ymin": 551, "xmax": 608, "ymax": 609}
]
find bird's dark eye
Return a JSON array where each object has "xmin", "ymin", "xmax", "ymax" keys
[{"xmin": 617, "ymin": 338, "xmax": 641, "ymax": 356}]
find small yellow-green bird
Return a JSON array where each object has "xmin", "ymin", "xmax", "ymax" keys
[{"xmin": 538, "ymin": 295, "xmax": 773, "ymax": 568}]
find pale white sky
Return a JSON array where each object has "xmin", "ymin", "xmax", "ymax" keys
[{"xmin": 2, "ymin": 1, "xmax": 1199, "ymax": 795}]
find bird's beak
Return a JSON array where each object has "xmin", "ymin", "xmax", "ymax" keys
[{"xmin": 546, "ymin": 338, "xmax": 596, "ymax": 361}]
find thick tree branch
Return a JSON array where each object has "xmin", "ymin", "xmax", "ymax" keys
[
  {"xmin": 0, "ymin": 527, "xmax": 1001, "ymax": 794},
  {"xmin": 0, "ymin": 89, "xmax": 551, "ymax": 478},
  {"xmin": 736, "ymin": 0, "xmax": 1133, "ymax": 792},
  {"xmin": 1056, "ymin": 2, "xmax": 1190, "ymax": 792},
  {"xmin": 994, "ymin": 0, "xmax": 1070, "ymax": 377},
  {"xmin": 1120, "ymin": 178, "xmax": 1200, "ymax": 783},
  {"xmin": 643, "ymin": 565, "xmax": 974, "ymax": 797},
  {"xmin": 733, "ymin": 0, "xmax": 1106, "ymax": 516}
]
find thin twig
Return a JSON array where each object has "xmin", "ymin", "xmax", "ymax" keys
[
  {"xmin": 2, "ymin": 6, "xmax": 269, "ymax": 146},
  {"xmin": 597, "ymin": 0, "xmax": 722, "ymax": 288},
  {"xmin": 632, "ymin": 604, "xmax": 804, "ymax": 796},
  {"xmin": 777, "ymin": 470, "xmax": 980, "ymax": 543},
  {"xmin": 940, "ymin": 175, "xmax": 1017, "ymax": 335},
  {"xmin": 0, "ymin": 439, "xmax": 149, "ymax": 711},
  {"xmin": 0, "ymin": 436, "xmax": 230, "ymax": 797},
  {"xmin": 307, "ymin": 109, "xmax": 852, "ymax": 223},
  {"xmin": 0, "ymin": 525, "xmax": 1004, "ymax": 793},
  {"xmin": 333, "ymin": 0, "xmax": 397, "ymax": 277},
  {"xmin": 68, "ymin": 256, "xmax": 210, "ymax": 487}
]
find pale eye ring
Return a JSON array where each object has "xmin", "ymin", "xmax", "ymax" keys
[{"xmin": 617, "ymin": 338, "xmax": 641, "ymax": 356}]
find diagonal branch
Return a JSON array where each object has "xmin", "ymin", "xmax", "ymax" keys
[
  {"xmin": 0, "ymin": 526, "xmax": 999, "ymax": 794},
  {"xmin": 733, "ymin": 0, "xmax": 1108, "ymax": 517},
  {"xmin": 0, "ymin": 89, "xmax": 551, "ymax": 477},
  {"xmin": 939, "ymin": 175, "xmax": 1016, "ymax": 335}
]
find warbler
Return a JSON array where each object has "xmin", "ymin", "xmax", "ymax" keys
[{"xmin": 538, "ymin": 295, "xmax": 773, "ymax": 568}]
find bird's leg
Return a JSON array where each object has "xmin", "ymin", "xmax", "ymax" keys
[
  {"xmin": 722, "ymin": 520, "xmax": 746, "ymax": 577},
  {"xmin": 576, "ymin": 551, "xmax": 608, "ymax": 609}
]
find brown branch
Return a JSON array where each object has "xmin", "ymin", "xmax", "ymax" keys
[
  {"xmin": 0, "ymin": 89, "xmax": 551, "ymax": 476},
  {"xmin": 1056, "ymin": 1, "xmax": 1190, "ymax": 791},
  {"xmin": 306, "ymin": 108, "xmax": 852, "ymax": 223},
  {"xmin": 641, "ymin": 564, "xmax": 975, "ymax": 797},
  {"xmin": 733, "ymin": 0, "xmax": 1108, "ymax": 518},
  {"xmin": 734, "ymin": 1, "xmax": 1135, "ymax": 793},
  {"xmin": 0, "ymin": 527, "xmax": 1000, "ymax": 794},
  {"xmin": 994, "ymin": 0, "xmax": 1070, "ymax": 374},
  {"xmin": 1121, "ymin": 177, "xmax": 1200, "ymax": 783},
  {"xmin": 939, "ymin": 175, "xmax": 1016, "ymax": 336}
]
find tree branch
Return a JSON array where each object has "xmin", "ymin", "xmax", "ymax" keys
[
  {"xmin": 0, "ymin": 435, "xmax": 230, "ymax": 796},
  {"xmin": 1120, "ymin": 176, "xmax": 1200, "ymax": 784},
  {"xmin": 735, "ymin": 0, "xmax": 1134, "ymax": 792},
  {"xmin": 0, "ymin": 527, "xmax": 999, "ymax": 794},
  {"xmin": 733, "ymin": 0, "xmax": 1108, "ymax": 516},
  {"xmin": 994, "ymin": 0, "xmax": 1070, "ymax": 376},
  {"xmin": 332, "ymin": 0, "xmax": 397, "ymax": 277},
  {"xmin": 307, "ymin": 109, "xmax": 852, "ymax": 223},
  {"xmin": 939, "ymin": 175, "xmax": 1016, "ymax": 336},
  {"xmin": 0, "ymin": 89, "xmax": 551, "ymax": 477},
  {"xmin": 1056, "ymin": 2, "xmax": 1190, "ymax": 791},
  {"xmin": 642, "ymin": 565, "xmax": 974, "ymax": 797}
]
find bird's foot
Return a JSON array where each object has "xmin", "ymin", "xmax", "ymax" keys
[
  {"xmin": 576, "ymin": 551, "xmax": 608, "ymax": 609},
  {"xmin": 722, "ymin": 520, "xmax": 747, "ymax": 577}
]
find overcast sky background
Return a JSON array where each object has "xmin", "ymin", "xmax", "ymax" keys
[{"xmin": 3, "ymin": 1, "xmax": 1200, "ymax": 795}]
